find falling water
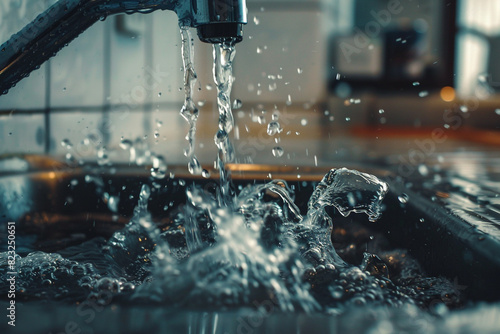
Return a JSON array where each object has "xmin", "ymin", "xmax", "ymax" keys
[
  {"xmin": 213, "ymin": 40, "xmax": 237, "ymax": 203},
  {"xmin": 180, "ymin": 27, "xmax": 202, "ymax": 176}
]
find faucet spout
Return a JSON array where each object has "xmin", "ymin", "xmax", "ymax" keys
[{"xmin": 0, "ymin": 0, "xmax": 247, "ymax": 96}]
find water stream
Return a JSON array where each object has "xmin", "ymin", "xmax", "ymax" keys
[{"xmin": 180, "ymin": 27, "xmax": 202, "ymax": 176}]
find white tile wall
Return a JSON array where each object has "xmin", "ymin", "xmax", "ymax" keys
[
  {"xmin": 49, "ymin": 111, "xmax": 104, "ymax": 159},
  {"xmin": 0, "ymin": 64, "xmax": 47, "ymax": 111},
  {"xmin": 232, "ymin": 9, "xmax": 327, "ymax": 104},
  {"xmin": 109, "ymin": 14, "xmax": 148, "ymax": 106},
  {"xmin": 50, "ymin": 22, "xmax": 106, "ymax": 108},
  {"xmin": 151, "ymin": 10, "xmax": 185, "ymax": 105},
  {"xmin": 0, "ymin": 113, "xmax": 45, "ymax": 154}
]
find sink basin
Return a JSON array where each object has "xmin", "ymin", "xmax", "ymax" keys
[{"xmin": 1, "ymin": 155, "xmax": 500, "ymax": 333}]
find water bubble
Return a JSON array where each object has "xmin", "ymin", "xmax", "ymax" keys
[
  {"xmin": 156, "ymin": 120, "xmax": 163, "ymax": 128},
  {"xmin": 267, "ymin": 121, "xmax": 282, "ymax": 136},
  {"xmin": 257, "ymin": 115, "xmax": 266, "ymax": 124},
  {"xmin": 297, "ymin": 68, "xmax": 303, "ymax": 74},
  {"xmin": 419, "ymin": 91, "xmax": 429, "ymax": 98},
  {"xmin": 398, "ymin": 193, "xmax": 409, "ymax": 204},
  {"xmin": 158, "ymin": 92, "xmax": 162, "ymax": 97},
  {"xmin": 300, "ymin": 119, "xmax": 308, "ymax": 126},
  {"xmin": 272, "ymin": 146, "xmax": 284, "ymax": 157},
  {"xmin": 330, "ymin": 286, "xmax": 344, "ymax": 299},
  {"xmin": 378, "ymin": 109, "xmax": 385, "ymax": 114},
  {"xmin": 206, "ymin": 84, "xmax": 213, "ymax": 91},
  {"xmin": 413, "ymin": 81, "xmax": 420, "ymax": 86},
  {"xmin": 154, "ymin": 131, "xmax": 160, "ymax": 139},
  {"xmin": 253, "ymin": 16, "xmax": 260, "ymax": 25}
]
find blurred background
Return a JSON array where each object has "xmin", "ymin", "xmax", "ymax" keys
[{"xmin": 0, "ymin": 0, "xmax": 499, "ymax": 167}]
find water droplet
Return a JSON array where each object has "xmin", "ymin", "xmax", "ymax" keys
[
  {"xmin": 154, "ymin": 131, "xmax": 160, "ymax": 139},
  {"xmin": 460, "ymin": 105, "xmax": 468, "ymax": 113},
  {"xmin": 188, "ymin": 157, "xmax": 202, "ymax": 175},
  {"xmin": 202, "ymin": 169, "xmax": 210, "ymax": 178},
  {"xmin": 286, "ymin": 95, "xmax": 292, "ymax": 106},
  {"xmin": 233, "ymin": 99, "xmax": 242, "ymax": 109},
  {"xmin": 398, "ymin": 193, "xmax": 409, "ymax": 204},
  {"xmin": 256, "ymin": 47, "xmax": 263, "ymax": 54},
  {"xmin": 378, "ymin": 109, "xmax": 385, "ymax": 114},
  {"xmin": 267, "ymin": 121, "xmax": 282, "ymax": 136},
  {"xmin": 156, "ymin": 120, "xmax": 163, "ymax": 128},
  {"xmin": 253, "ymin": 16, "xmax": 260, "ymax": 25},
  {"xmin": 158, "ymin": 92, "xmax": 162, "ymax": 97},
  {"xmin": 418, "ymin": 164, "xmax": 429, "ymax": 176},
  {"xmin": 272, "ymin": 146, "xmax": 284, "ymax": 157},
  {"xmin": 300, "ymin": 119, "xmax": 308, "ymax": 126},
  {"xmin": 119, "ymin": 139, "xmax": 133, "ymax": 150},
  {"xmin": 151, "ymin": 155, "xmax": 167, "ymax": 179},
  {"xmin": 419, "ymin": 91, "xmax": 429, "ymax": 98},
  {"xmin": 205, "ymin": 84, "xmax": 213, "ymax": 91},
  {"xmin": 297, "ymin": 68, "xmax": 303, "ymax": 74},
  {"xmin": 495, "ymin": 109, "xmax": 500, "ymax": 115},
  {"xmin": 61, "ymin": 139, "xmax": 73, "ymax": 149}
]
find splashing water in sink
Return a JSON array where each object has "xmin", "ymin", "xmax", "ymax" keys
[{"xmin": 0, "ymin": 28, "xmax": 470, "ymax": 326}]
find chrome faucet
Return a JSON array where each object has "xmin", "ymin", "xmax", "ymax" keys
[{"xmin": 0, "ymin": 0, "xmax": 247, "ymax": 95}]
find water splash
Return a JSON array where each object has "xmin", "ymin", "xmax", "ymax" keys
[
  {"xmin": 180, "ymin": 27, "xmax": 202, "ymax": 176},
  {"xmin": 128, "ymin": 168, "xmax": 389, "ymax": 310},
  {"xmin": 307, "ymin": 168, "xmax": 389, "ymax": 223}
]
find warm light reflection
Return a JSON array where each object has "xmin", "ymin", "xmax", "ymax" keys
[
  {"xmin": 440, "ymin": 86, "xmax": 456, "ymax": 102},
  {"xmin": 48, "ymin": 172, "xmax": 56, "ymax": 179}
]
